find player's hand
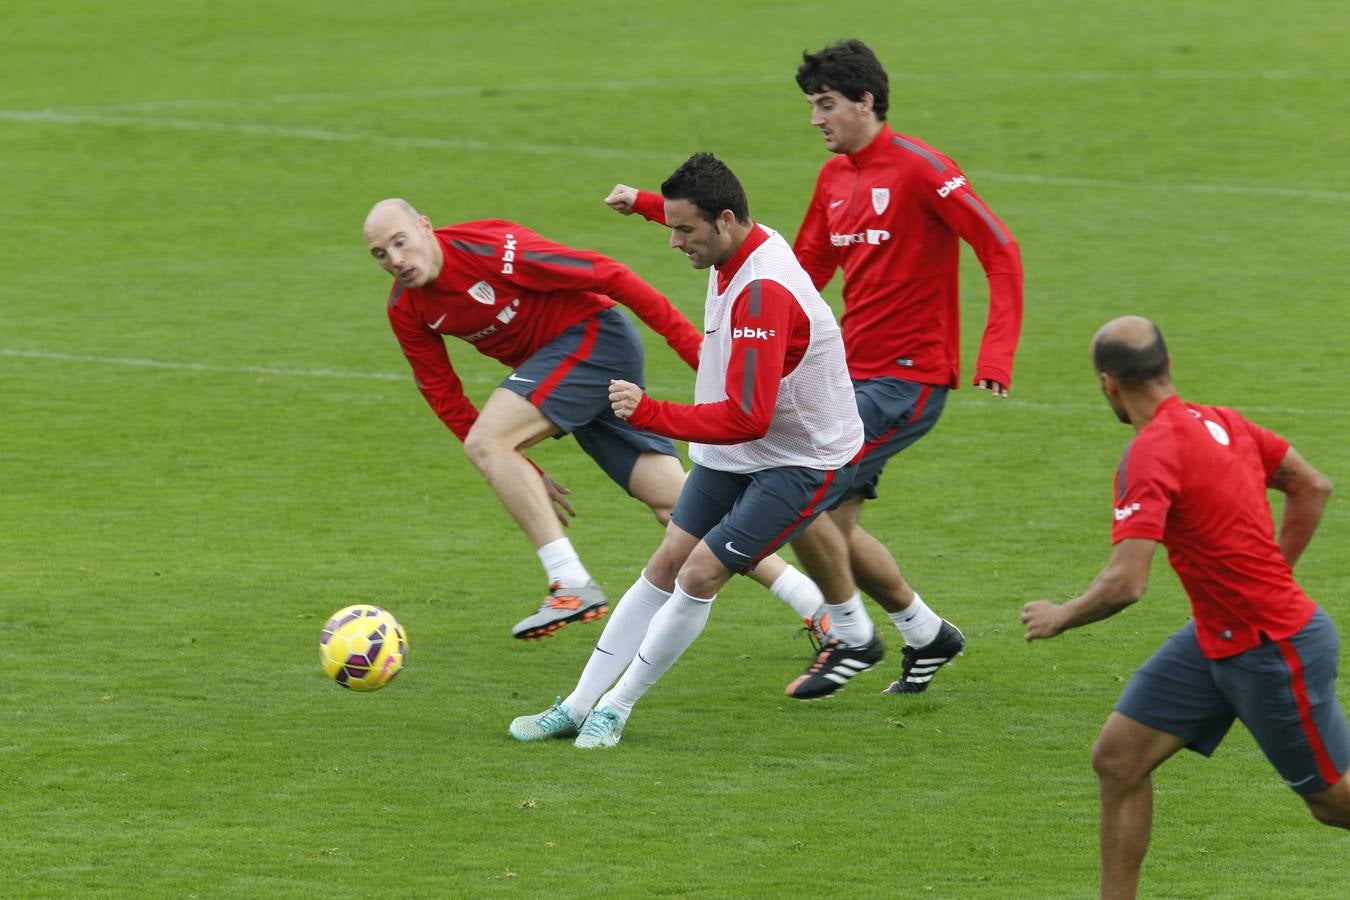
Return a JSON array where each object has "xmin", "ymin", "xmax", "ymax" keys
[
  {"xmin": 604, "ymin": 184, "xmax": 639, "ymax": 215},
  {"xmin": 609, "ymin": 379, "xmax": 644, "ymax": 420},
  {"xmin": 1020, "ymin": 600, "xmax": 1063, "ymax": 641},
  {"xmin": 977, "ymin": 378, "xmax": 1009, "ymax": 398},
  {"xmin": 541, "ymin": 473, "xmax": 577, "ymax": 527}
]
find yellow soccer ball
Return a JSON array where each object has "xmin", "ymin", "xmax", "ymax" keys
[{"xmin": 319, "ymin": 605, "xmax": 408, "ymax": 691}]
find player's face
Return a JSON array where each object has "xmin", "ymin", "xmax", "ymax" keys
[
  {"xmin": 665, "ymin": 198, "xmax": 732, "ymax": 269},
  {"xmin": 806, "ymin": 88, "xmax": 873, "ymax": 155},
  {"xmin": 366, "ymin": 214, "xmax": 441, "ymax": 288}
]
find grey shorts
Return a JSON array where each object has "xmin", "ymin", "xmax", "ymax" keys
[
  {"xmin": 670, "ymin": 462, "xmax": 856, "ymax": 574},
  {"xmin": 501, "ymin": 307, "xmax": 678, "ymax": 492},
  {"xmin": 1116, "ymin": 609, "xmax": 1350, "ymax": 795},
  {"xmin": 847, "ymin": 377, "xmax": 947, "ymax": 500}
]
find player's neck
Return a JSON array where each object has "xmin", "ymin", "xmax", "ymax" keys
[
  {"xmin": 842, "ymin": 120, "xmax": 884, "ymax": 155},
  {"xmin": 427, "ymin": 234, "xmax": 445, "ymax": 281},
  {"xmin": 1123, "ymin": 383, "xmax": 1177, "ymax": 431}
]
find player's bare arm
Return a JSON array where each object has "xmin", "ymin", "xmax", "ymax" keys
[
  {"xmin": 1022, "ymin": 538, "xmax": 1157, "ymax": 640},
  {"xmin": 1267, "ymin": 446, "xmax": 1333, "ymax": 566},
  {"xmin": 609, "ymin": 378, "xmax": 645, "ymax": 420},
  {"xmin": 604, "ymin": 184, "xmax": 639, "ymax": 215}
]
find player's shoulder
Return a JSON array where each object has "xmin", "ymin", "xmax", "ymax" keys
[
  {"xmin": 438, "ymin": 219, "xmax": 523, "ymax": 242},
  {"xmin": 882, "ymin": 131, "xmax": 961, "ymax": 175}
]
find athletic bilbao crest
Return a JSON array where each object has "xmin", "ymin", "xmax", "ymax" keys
[
  {"xmin": 467, "ymin": 280, "xmax": 496, "ymax": 305},
  {"xmin": 871, "ymin": 187, "xmax": 890, "ymax": 215}
]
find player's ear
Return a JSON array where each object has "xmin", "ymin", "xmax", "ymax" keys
[{"xmin": 859, "ymin": 91, "xmax": 874, "ymax": 115}]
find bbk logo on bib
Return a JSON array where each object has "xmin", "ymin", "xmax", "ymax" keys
[{"xmin": 871, "ymin": 187, "xmax": 890, "ymax": 215}]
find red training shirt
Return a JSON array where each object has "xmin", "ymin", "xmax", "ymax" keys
[
  {"xmin": 792, "ymin": 124, "xmax": 1024, "ymax": 388},
  {"xmin": 387, "ymin": 220, "xmax": 702, "ymax": 440},
  {"xmin": 1111, "ymin": 395, "xmax": 1314, "ymax": 658}
]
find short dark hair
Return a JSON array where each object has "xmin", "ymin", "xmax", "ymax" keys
[
  {"xmin": 796, "ymin": 38, "xmax": 889, "ymax": 121},
  {"xmin": 660, "ymin": 152, "xmax": 750, "ymax": 225},
  {"xmin": 1093, "ymin": 323, "xmax": 1170, "ymax": 387}
]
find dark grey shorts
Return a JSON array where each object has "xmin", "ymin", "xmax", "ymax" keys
[
  {"xmin": 847, "ymin": 377, "xmax": 947, "ymax": 500},
  {"xmin": 670, "ymin": 462, "xmax": 856, "ymax": 574},
  {"xmin": 1116, "ymin": 609, "xmax": 1350, "ymax": 795},
  {"xmin": 501, "ymin": 307, "xmax": 678, "ymax": 492}
]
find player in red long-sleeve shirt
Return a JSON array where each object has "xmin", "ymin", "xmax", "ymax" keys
[
  {"xmin": 793, "ymin": 39, "xmax": 1023, "ymax": 693},
  {"xmin": 364, "ymin": 198, "xmax": 825, "ymax": 640},
  {"xmin": 1022, "ymin": 317, "xmax": 1349, "ymax": 898}
]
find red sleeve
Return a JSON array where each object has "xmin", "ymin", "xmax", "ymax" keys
[
  {"xmin": 455, "ymin": 221, "xmax": 701, "ymax": 370},
  {"xmin": 628, "ymin": 280, "xmax": 808, "ymax": 444},
  {"xmin": 921, "ymin": 171, "xmax": 1024, "ymax": 388},
  {"xmin": 1242, "ymin": 417, "xmax": 1292, "ymax": 482},
  {"xmin": 1111, "ymin": 435, "xmax": 1177, "ymax": 543},
  {"xmin": 387, "ymin": 287, "xmax": 478, "ymax": 441},
  {"xmin": 633, "ymin": 189, "xmax": 667, "ymax": 225},
  {"xmin": 790, "ymin": 170, "xmax": 839, "ymax": 291}
]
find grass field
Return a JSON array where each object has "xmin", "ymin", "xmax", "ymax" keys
[{"xmin": 4, "ymin": 1, "xmax": 1349, "ymax": 896}]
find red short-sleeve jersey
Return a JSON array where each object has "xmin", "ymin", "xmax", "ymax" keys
[{"xmin": 1111, "ymin": 395, "xmax": 1313, "ymax": 658}]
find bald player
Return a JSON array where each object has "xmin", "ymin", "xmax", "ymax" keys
[
  {"xmin": 1022, "ymin": 316, "xmax": 1350, "ymax": 899},
  {"xmin": 364, "ymin": 199, "xmax": 829, "ymax": 640}
]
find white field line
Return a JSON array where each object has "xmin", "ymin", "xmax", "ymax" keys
[
  {"xmin": 3, "ymin": 106, "xmax": 1347, "ymax": 202},
  {"xmin": 35, "ymin": 69, "xmax": 1350, "ymax": 114},
  {"xmin": 0, "ymin": 347, "xmax": 1327, "ymax": 417}
]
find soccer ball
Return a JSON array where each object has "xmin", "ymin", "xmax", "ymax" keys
[{"xmin": 319, "ymin": 604, "xmax": 408, "ymax": 691}]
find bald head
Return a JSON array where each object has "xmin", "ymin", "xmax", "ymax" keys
[
  {"xmin": 1092, "ymin": 316, "xmax": 1170, "ymax": 387},
  {"xmin": 363, "ymin": 198, "xmax": 422, "ymax": 237},
  {"xmin": 363, "ymin": 198, "xmax": 442, "ymax": 288}
]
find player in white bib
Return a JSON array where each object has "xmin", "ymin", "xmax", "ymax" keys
[{"xmin": 510, "ymin": 153, "xmax": 884, "ymax": 748}]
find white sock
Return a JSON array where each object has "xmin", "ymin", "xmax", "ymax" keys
[
  {"xmin": 537, "ymin": 537, "xmax": 591, "ymax": 588},
  {"xmin": 563, "ymin": 573, "xmax": 671, "ymax": 722},
  {"xmin": 822, "ymin": 592, "xmax": 875, "ymax": 647},
  {"xmin": 887, "ymin": 593, "xmax": 943, "ymax": 648},
  {"xmin": 600, "ymin": 581, "xmax": 715, "ymax": 719},
  {"xmin": 769, "ymin": 564, "xmax": 826, "ymax": 620}
]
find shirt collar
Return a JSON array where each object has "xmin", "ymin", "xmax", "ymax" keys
[
  {"xmin": 429, "ymin": 232, "xmax": 456, "ymax": 291},
  {"xmin": 715, "ymin": 223, "xmax": 768, "ymax": 293},
  {"xmin": 847, "ymin": 122, "xmax": 895, "ymax": 168}
]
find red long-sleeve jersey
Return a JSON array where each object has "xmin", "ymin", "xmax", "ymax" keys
[
  {"xmin": 793, "ymin": 124, "xmax": 1024, "ymax": 388},
  {"xmin": 387, "ymin": 220, "xmax": 702, "ymax": 440},
  {"xmin": 627, "ymin": 225, "xmax": 811, "ymax": 443}
]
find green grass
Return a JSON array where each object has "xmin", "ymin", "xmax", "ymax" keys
[{"xmin": 3, "ymin": 0, "xmax": 1349, "ymax": 896}]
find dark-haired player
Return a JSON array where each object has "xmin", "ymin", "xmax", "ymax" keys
[
  {"xmin": 1022, "ymin": 316, "xmax": 1350, "ymax": 898},
  {"xmin": 511, "ymin": 153, "xmax": 879, "ymax": 748},
  {"xmin": 791, "ymin": 37, "xmax": 1025, "ymax": 692}
]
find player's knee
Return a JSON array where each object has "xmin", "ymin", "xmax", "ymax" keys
[
  {"xmin": 677, "ymin": 555, "xmax": 726, "ymax": 599},
  {"xmin": 644, "ymin": 541, "xmax": 689, "ymax": 590},
  {"xmin": 1091, "ymin": 736, "xmax": 1139, "ymax": 786},
  {"xmin": 1305, "ymin": 779, "xmax": 1350, "ymax": 829},
  {"xmin": 461, "ymin": 428, "xmax": 499, "ymax": 473},
  {"xmin": 649, "ymin": 503, "xmax": 674, "ymax": 527}
]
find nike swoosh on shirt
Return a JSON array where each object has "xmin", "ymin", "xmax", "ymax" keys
[
  {"xmin": 829, "ymin": 199, "xmax": 846, "ymax": 209},
  {"xmin": 724, "ymin": 541, "xmax": 752, "ymax": 558},
  {"xmin": 507, "ymin": 373, "xmax": 536, "ymax": 383},
  {"xmin": 427, "ymin": 313, "xmax": 447, "ymax": 329},
  {"xmin": 705, "ymin": 328, "xmax": 719, "ymax": 334}
]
